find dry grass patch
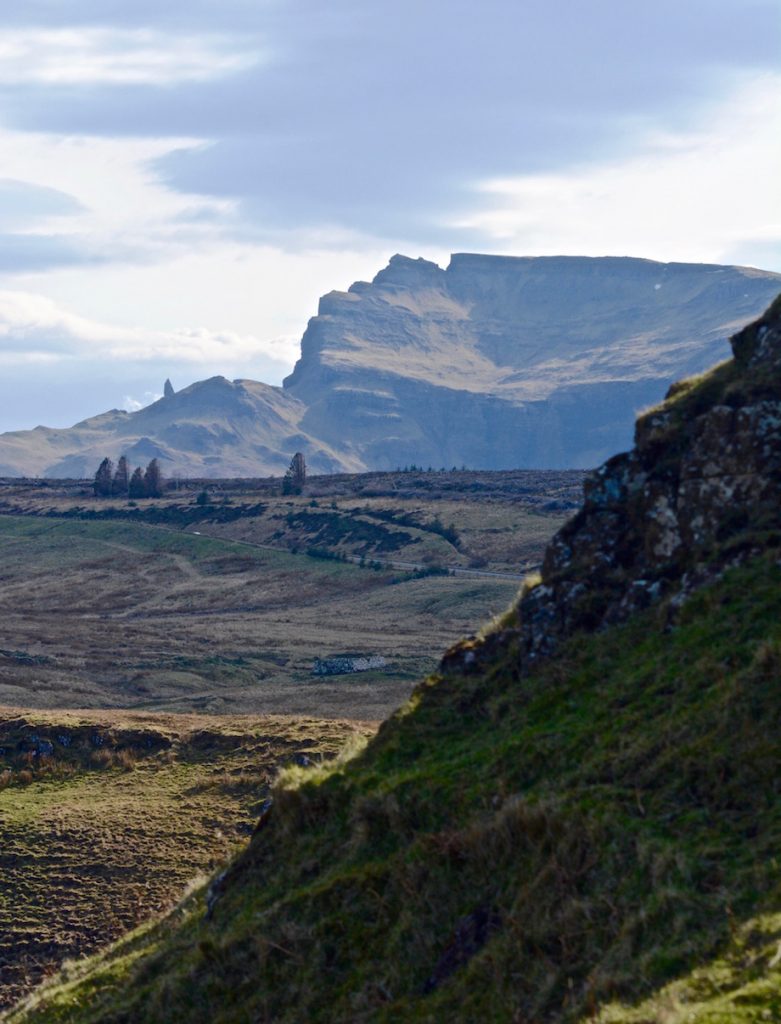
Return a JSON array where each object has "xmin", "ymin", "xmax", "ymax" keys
[{"xmin": 0, "ymin": 705, "xmax": 374, "ymax": 1011}]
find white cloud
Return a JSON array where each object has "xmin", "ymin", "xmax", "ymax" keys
[
  {"xmin": 0, "ymin": 289, "xmax": 302, "ymax": 366},
  {"xmin": 0, "ymin": 28, "xmax": 262, "ymax": 85},
  {"xmin": 1, "ymin": 59, "xmax": 776, "ymax": 434},
  {"xmin": 453, "ymin": 73, "xmax": 781, "ymax": 271},
  {"xmin": 0, "ymin": 126, "xmax": 226, "ymax": 245},
  {"xmin": 122, "ymin": 391, "xmax": 161, "ymax": 412}
]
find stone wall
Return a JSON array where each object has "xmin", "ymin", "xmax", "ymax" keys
[{"xmin": 313, "ymin": 655, "xmax": 388, "ymax": 676}]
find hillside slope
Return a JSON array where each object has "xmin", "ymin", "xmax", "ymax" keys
[
  {"xmin": 0, "ymin": 377, "xmax": 357, "ymax": 480},
  {"xmin": 8, "ymin": 299, "xmax": 781, "ymax": 1024},
  {"xmin": 0, "ymin": 710, "xmax": 370, "ymax": 1011},
  {"xmin": 0, "ymin": 256, "xmax": 778, "ymax": 478}
]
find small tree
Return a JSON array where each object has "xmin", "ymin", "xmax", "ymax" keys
[
  {"xmin": 143, "ymin": 458, "xmax": 163, "ymax": 498},
  {"xmin": 128, "ymin": 466, "xmax": 146, "ymax": 499},
  {"xmin": 93, "ymin": 457, "xmax": 114, "ymax": 497},
  {"xmin": 112, "ymin": 455, "xmax": 129, "ymax": 496},
  {"xmin": 282, "ymin": 452, "xmax": 306, "ymax": 495}
]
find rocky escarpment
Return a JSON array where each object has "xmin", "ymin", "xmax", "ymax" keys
[
  {"xmin": 285, "ymin": 254, "xmax": 781, "ymax": 471},
  {"xmin": 445, "ymin": 294, "xmax": 781, "ymax": 672}
]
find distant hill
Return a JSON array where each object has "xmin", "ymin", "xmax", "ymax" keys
[
  {"xmin": 1, "ymin": 254, "xmax": 779, "ymax": 477},
  {"xmin": 0, "ymin": 377, "xmax": 359, "ymax": 479}
]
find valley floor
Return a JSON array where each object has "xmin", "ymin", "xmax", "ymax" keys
[{"xmin": 0, "ymin": 469, "xmax": 577, "ymax": 718}]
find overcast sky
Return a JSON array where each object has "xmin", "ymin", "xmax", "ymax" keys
[{"xmin": 0, "ymin": 0, "xmax": 779, "ymax": 431}]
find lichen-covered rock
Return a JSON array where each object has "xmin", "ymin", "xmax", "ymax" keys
[{"xmin": 504, "ymin": 293, "xmax": 781, "ymax": 664}]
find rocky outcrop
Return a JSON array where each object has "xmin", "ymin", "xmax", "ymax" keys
[
  {"xmin": 495, "ymin": 295, "xmax": 781, "ymax": 664},
  {"xmin": 442, "ymin": 295, "xmax": 781, "ymax": 675}
]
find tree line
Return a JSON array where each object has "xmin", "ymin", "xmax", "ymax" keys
[
  {"xmin": 93, "ymin": 456, "xmax": 164, "ymax": 499},
  {"xmin": 94, "ymin": 450, "xmax": 305, "ymax": 500}
]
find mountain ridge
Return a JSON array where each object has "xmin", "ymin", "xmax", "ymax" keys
[{"xmin": 1, "ymin": 254, "xmax": 779, "ymax": 478}]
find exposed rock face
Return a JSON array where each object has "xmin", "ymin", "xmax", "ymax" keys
[
  {"xmin": 442, "ymin": 295, "xmax": 781, "ymax": 675},
  {"xmin": 163, "ymin": 378, "xmax": 175, "ymax": 399},
  {"xmin": 490, "ymin": 295, "xmax": 781, "ymax": 666},
  {"xmin": 284, "ymin": 254, "xmax": 781, "ymax": 470},
  {"xmin": 0, "ymin": 254, "xmax": 779, "ymax": 478}
]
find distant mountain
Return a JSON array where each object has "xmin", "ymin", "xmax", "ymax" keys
[
  {"xmin": 1, "ymin": 254, "xmax": 779, "ymax": 478},
  {"xmin": 284, "ymin": 254, "xmax": 781, "ymax": 470}
]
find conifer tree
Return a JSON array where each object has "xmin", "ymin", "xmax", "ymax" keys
[
  {"xmin": 282, "ymin": 452, "xmax": 306, "ymax": 495},
  {"xmin": 93, "ymin": 457, "xmax": 114, "ymax": 497},
  {"xmin": 128, "ymin": 466, "xmax": 146, "ymax": 499},
  {"xmin": 143, "ymin": 458, "xmax": 163, "ymax": 498},
  {"xmin": 112, "ymin": 455, "xmax": 129, "ymax": 496}
]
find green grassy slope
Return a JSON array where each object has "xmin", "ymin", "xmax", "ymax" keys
[{"xmin": 10, "ymin": 550, "xmax": 781, "ymax": 1023}]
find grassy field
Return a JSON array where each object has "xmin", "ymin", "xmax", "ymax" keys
[
  {"xmin": 0, "ymin": 707, "xmax": 371, "ymax": 1011},
  {"xmin": 0, "ymin": 468, "xmax": 582, "ymax": 575},
  {"xmin": 199, "ymin": 494, "xmax": 561, "ymax": 574},
  {"xmin": 0, "ymin": 471, "xmax": 575, "ymax": 720}
]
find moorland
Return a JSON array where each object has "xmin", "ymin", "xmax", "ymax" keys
[
  {"xmin": 0, "ymin": 467, "xmax": 580, "ymax": 1009},
  {"xmin": 0, "ymin": 708, "xmax": 370, "ymax": 1009},
  {"xmin": 0, "ymin": 469, "xmax": 580, "ymax": 717}
]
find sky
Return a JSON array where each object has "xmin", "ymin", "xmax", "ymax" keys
[{"xmin": 0, "ymin": 0, "xmax": 779, "ymax": 432}]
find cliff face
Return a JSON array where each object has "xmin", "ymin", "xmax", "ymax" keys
[{"xmin": 284, "ymin": 254, "xmax": 781, "ymax": 470}]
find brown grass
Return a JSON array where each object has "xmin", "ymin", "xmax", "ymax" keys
[
  {"xmin": 0, "ymin": 510, "xmax": 544, "ymax": 719},
  {"xmin": 0, "ymin": 705, "xmax": 373, "ymax": 1011}
]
